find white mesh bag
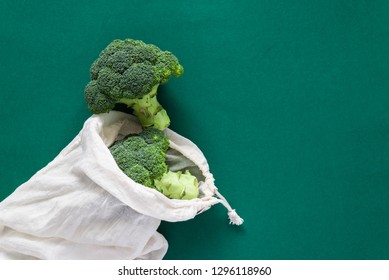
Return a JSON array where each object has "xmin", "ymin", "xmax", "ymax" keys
[{"xmin": 0, "ymin": 111, "xmax": 242, "ymax": 260}]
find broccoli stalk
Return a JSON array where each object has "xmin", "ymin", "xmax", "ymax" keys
[
  {"xmin": 155, "ymin": 170, "xmax": 199, "ymax": 200},
  {"xmin": 84, "ymin": 39, "xmax": 184, "ymax": 130},
  {"xmin": 109, "ymin": 127, "xmax": 199, "ymax": 200},
  {"xmin": 117, "ymin": 84, "xmax": 169, "ymax": 130}
]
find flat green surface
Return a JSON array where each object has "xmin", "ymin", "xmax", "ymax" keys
[{"xmin": 1, "ymin": 0, "xmax": 389, "ymax": 259}]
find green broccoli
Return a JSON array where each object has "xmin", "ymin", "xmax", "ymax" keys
[
  {"xmin": 110, "ymin": 127, "xmax": 199, "ymax": 200},
  {"xmin": 155, "ymin": 170, "xmax": 199, "ymax": 200},
  {"xmin": 84, "ymin": 39, "xmax": 184, "ymax": 130}
]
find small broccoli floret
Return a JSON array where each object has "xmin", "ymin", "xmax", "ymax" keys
[
  {"xmin": 85, "ymin": 38, "xmax": 184, "ymax": 130},
  {"xmin": 84, "ymin": 80, "xmax": 116, "ymax": 113},
  {"xmin": 110, "ymin": 128, "xmax": 199, "ymax": 199}
]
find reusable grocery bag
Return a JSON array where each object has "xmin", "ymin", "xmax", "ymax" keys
[{"xmin": 0, "ymin": 111, "xmax": 242, "ymax": 260}]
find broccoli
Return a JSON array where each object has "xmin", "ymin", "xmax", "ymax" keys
[
  {"xmin": 110, "ymin": 127, "xmax": 199, "ymax": 200},
  {"xmin": 84, "ymin": 39, "xmax": 184, "ymax": 130},
  {"xmin": 155, "ymin": 170, "xmax": 199, "ymax": 200}
]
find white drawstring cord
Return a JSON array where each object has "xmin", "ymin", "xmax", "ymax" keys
[
  {"xmin": 204, "ymin": 175, "xmax": 244, "ymax": 226},
  {"xmin": 214, "ymin": 188, "xmax": 244, "ymax": 226}
]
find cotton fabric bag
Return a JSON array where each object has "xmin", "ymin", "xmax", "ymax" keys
[{"xmin": 0, "ymin": 111, "xmax": 242, "ymax": 260}]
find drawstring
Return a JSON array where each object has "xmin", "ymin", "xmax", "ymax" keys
[
  {"xmin": 204, "ymin": 175, "xmax": 244, "ymax": 226},
  {"xmin": 214, "ymin": 188, "xmax": 244, "ymax": 226}
]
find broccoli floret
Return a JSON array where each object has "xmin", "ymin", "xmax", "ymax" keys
[
  {"xmin": 110, "ymin": 128, "xmax": 169, "ymax": 188},
  {"xmin": 110, "ymin": 128, "xmax": 199, "ymax": 200},
  {"xmin": 85, "ymin": 39, "xmax": 184, "ymax": 130}
]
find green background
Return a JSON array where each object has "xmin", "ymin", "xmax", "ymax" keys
[{"xmin": 1, "ymin": 0, "xmax": 388, "ymax": 259}]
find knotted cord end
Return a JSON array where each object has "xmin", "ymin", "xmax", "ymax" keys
[
  {"xmin": 214, "ymin": 189, "xmax": 244, "ymax": 226},
  {"xmin": 228, "ymin": 209, "xmax": 244, "ymax": 226}
]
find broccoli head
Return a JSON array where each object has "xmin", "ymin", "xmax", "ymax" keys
[
  {"xmin": 85, "ymin": 39, "xmax": 184, "ymax": 130},
  {"xmin": 109, "ymin": 127, "xmax": 169, "ymax": 188},
  {"xmin": 110, "ymin": 127, "xmax": 199, "ymax": 200}
]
